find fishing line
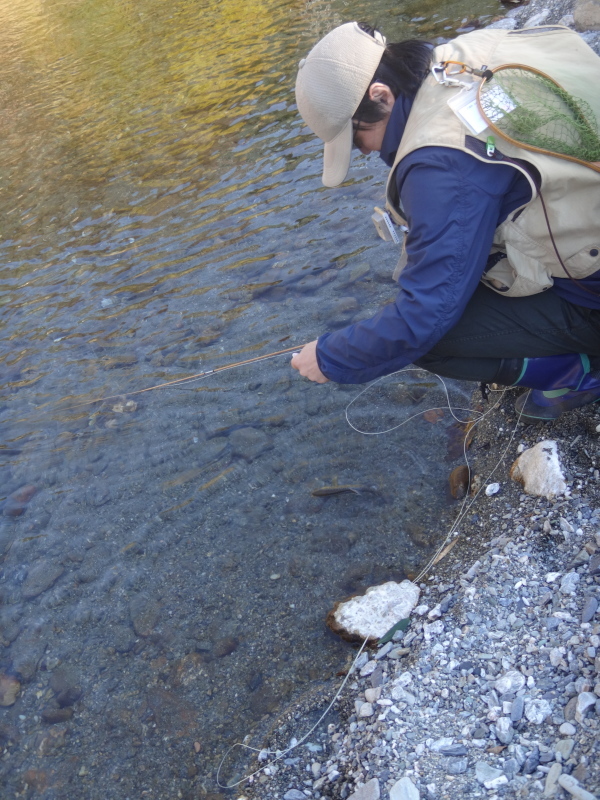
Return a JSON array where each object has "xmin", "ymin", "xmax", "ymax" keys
[{"xmin": 216, "ymin": 377, "xmax": 526, "ymax": 790}]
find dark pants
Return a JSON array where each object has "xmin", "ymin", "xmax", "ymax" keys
[{"xmin": 415, "ymin": 285, "xmax": 600, "ymax": 383}]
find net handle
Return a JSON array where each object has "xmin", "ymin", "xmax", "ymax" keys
[{"xmin": 476, "ymin": 63, "xmax": 600, "ymax": 174}]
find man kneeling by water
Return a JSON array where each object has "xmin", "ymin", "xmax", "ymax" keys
[{"xmin": 290, "ymin": 22, "xmax": 600, "ymax": 421}]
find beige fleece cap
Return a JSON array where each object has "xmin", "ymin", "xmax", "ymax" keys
[{"xmin": 295, "ymin": 22, "xmax": 386, "ymax": 187}]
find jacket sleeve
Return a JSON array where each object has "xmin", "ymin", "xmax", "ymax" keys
[{"xmin": 315, "ymin": 148, "xmax": 529, "ymax": 384}]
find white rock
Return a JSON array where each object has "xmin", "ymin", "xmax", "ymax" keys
[
  {"xmin": 485, "ymin": 482, "xmax": 500, "ymax": 496},
  {"xmin": 559, "ymin": 722, "xmax": 577, "ymax": 736},
  {"xmin": 544, "ymin": 762, "xmax": 562, "ymax": 796},
  {"xmin": 329, "ymin": 581, "xmax": 420, "ymax": 640},
  {"xmin": 348, "ymin": 778, "xmax": 381, "ymax": 800},
  {"xmin": 390, "ymin": 776, "xmax": 420, "ymax": 800},
  {"xmin": 560, "ymin": 572, "xmax": 580, "ymax": 595},
  {"xmin": 475, "ymin": 761, "xmax": 508, "ymax": 789},
  {"xmin": 510, "ymin": 440, "xmax": 567, "ymax": 500},
  {"xmin": 549, "ymin": 647, "xmax": 566, "ymax": 668},
  {"xmin": 495, "ymin": 669, "xmax": 526, "ymax": 694},
  {"xmin": 358, "ymin": 702, "xmax": 374, "ymax": 718},
  {"xmin": 558, "ymin": 13, "xmax": 575, "ymax": 26},
  {"xmin": 525, "ymin": 698, "xmax": 553, "ymax": 724},
  {"xmin": 359, "ymin": 660, "xmax": 377, "ymax": 677},
  {"xmin": 423, "ymin": 620, "xmax": 444, "ymax": 640},
  {"xmin": 395, "ymin": 671, "xmax": 413, "ymax": 687},
  {"xmin": 575, "ymin": 692, "xmax": 597, "ymax": 722},
  {"xmin": 365, "ymin": 687, "xmax": 381, "ymax": 704},
  {"xmin": 524, "ymin": 8, "xmax": 551, "ymax": 27},
  {"xmin": 429, "ymin": 737, "xmax": 454, "ymax": 752},
  {"xmin": 495, "ymin": 717, "xmax": 514, "ymax": 744},
  {"xmin": 559, "ymin": 773, "xmax": 597, "ymax": 800}
]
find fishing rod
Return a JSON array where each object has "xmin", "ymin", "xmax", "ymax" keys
[{"xmin": 62, "ymin": 343, "xmax": 309, "ymax": 411}]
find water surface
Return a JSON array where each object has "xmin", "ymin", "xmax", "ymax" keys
[{"xmin": 0, "ymin": 0, "xmax": 501, "ymax": 795}]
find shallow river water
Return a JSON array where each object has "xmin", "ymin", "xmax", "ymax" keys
[{"xmin": 1, "ymin": 0, "xmax": 504, "ymax": 796}]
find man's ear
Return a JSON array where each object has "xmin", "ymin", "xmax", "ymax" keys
[{"xmin": 368, "ymin": 82, "xmax": 395, "ymax": 109}]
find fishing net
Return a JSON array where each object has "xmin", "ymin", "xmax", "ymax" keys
[{"xmin": 477, "ymin": 64, "xmax": 600, "ymax": 166}]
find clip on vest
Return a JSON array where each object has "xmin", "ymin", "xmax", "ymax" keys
[{"xmin": 372, "ymin": 207, "xmax": 400, "ymax": 244}]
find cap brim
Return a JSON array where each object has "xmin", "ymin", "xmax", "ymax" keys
[{"xmin": 322, "ymin": 119, "xmax": 353, "ymax": 187}]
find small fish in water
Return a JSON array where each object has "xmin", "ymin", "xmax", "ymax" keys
[{"xmin": 311, "ymin": 484, "xmax": 378, "ymax": 497}]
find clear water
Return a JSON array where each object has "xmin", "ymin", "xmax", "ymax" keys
[{"xmin": 0, "ymin": 0, "xmax": 501, "ymax": 795}]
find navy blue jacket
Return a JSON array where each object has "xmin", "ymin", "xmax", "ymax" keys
[{"xmin": 316, "ymin": 96, "xmax": 600, "ymax": 384}]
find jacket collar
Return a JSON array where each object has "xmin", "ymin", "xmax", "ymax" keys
[{"xmin": 379, "ymin": 94, "xmax": 415, "ymax": 168}]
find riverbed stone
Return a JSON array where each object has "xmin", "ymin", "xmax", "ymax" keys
[
  {"xmin": 22, "ymin": 560, "xmax": 64, "ymax": 600},
  {"xmin": 283, "ymin": 791, "xmax": 306, "ymax": 800},
  {"xmin": 559, "ymin": 773, "xmax": 598, "ymax": 800},
  {"xmin": 495, "ymin": 669, "xmax": 526, "ymax": 694},
  {"xmin": 555, "ymin": 738, "xmax": 575, "ymax": 759},
  {"xmin": 229, "ymin": 427, "xmax": 272, "ymax": 462},
  {"xmin": 575, "ymin": 692, "xmax": 597, "ymax": 722},
  {"xmin": 525, "ymin": 698, "xmax": 553, "ymax": 724},
  {"xmin": 581, "ymin": 597, "xmax": 598, "ymax": 622},
  {"xmin": 475, "ymin": 761, "xmax": 508, "ymax": 789},
  {"xmin": 348, "ymin": 778, "xmax": 380, "ymax": 800},
  {"xmin": 544, "ymin": 762, "xmax": 562, "ymax": 797},
  {"xmin": 389, "ymin": 775, "xmax": 419, "ymax": 800},
  {"xmin": 495, "ymin": 716, "xmax": 514, "ymax": 744},
  {"xmin": 0, "ymin": 674, "xmax": 20, "ymax": 706}
]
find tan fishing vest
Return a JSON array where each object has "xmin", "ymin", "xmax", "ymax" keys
[{"xmin": 385, "ymin": 26, "xmax": 600, "ymax": 297}]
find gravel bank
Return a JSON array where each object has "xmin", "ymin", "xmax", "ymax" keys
[
  {"xmin": 232, "ymin": 9, "xmax": 600, "ymax": 800},
  {"xmin": 236, "ymin": 395, "xmax": 600, "ymax": 800}
]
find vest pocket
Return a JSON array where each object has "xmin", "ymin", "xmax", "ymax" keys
[
  {"xmin": 562, "ymin": 244, "xmax": 600, "ymax": 279},
  {"xmin": 481, "ymin": 244, "xmax": 554, "ymax": 297}
]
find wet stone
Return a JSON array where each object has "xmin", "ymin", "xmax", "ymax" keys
[
  {"xmin": 213, "ymin": 636, "xmax": 239, "ymax": 658},
  {"xmin": 3, "ymin": 484, "xmax": 37, "ymax": 517},
  {"xmin": 129, "ymin": 594, "xmax": 161, "ymax": 637},
  {"xmin": 22, "ymin": 560, "xmax": 64, "ymax": 600},
  {"xmin": 111, "ymin": 624, "xmax": 137, "ymax": 653},
  {"xmin": 9, "ymin": 629, "xmax": 47, "ymax": 681},
  {"xmin": 0, "ymin": 674, "xmax": 20, "ymax": 706},
  {"xmin": 49, "ymin": 667, "xmax": 82, "ymax": 707},
  {"xmin": 228, "ymin": 427, "xmax": 272, "ymax": 462},
  {"xmin": 35, "ymin": 725, "xmax": 68, "ymax": 756},
  {"xmin": 41, "ymin": 707, "xmax": 74, "ymax": 724}
]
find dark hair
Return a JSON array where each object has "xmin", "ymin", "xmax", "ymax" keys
[{"xmin": 354, "ymin": 23, "xmax": 432, "ymax": 125}]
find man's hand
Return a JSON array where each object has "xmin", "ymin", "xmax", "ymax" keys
[{"xmin": 291, "ymin": 340, "xmax": 329, "ymax": 383}]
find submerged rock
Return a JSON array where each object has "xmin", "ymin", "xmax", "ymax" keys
[
  {"xmin": 327, "ymin": 581, "xmax": 420, "ymax": 643},
  {"xmin": 0, "ymin": 674, "xmax": 20, "ymax": 706}
]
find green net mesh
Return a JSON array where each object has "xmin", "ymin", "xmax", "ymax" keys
[{"xmin": 478, "ymin": 67, "xmax": 600, "ymax": 162}]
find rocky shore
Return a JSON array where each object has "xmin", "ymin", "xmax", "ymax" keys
[
  {"xmin": 231, "ymin": 8, "xmax": 600, "ymax": 800},
  {"xmin": 236, "ymin": 394, "xmax": 600, "ymax": 800}
]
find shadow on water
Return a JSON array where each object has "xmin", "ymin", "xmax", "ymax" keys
[{"xmin": 0, "ymin": 0, "xmax": 502, "ymax": 795}]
